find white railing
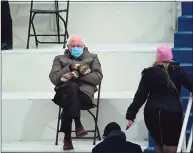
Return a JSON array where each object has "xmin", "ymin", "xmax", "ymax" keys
[
  {"xmin": 171, "ymin": 2, "xmax": 177, "ymax": 30},
  {"xmin": 177, "ymin": 93, "xmax": 192, "ymax": 152},
  {"xmin": 170, "ymin": 2, "xmax": 181, "ymax": 30}
]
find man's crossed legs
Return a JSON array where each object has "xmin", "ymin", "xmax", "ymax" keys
[{"xmin": 59, "ymin": 82, "xmax": 93, "ymax": 150}]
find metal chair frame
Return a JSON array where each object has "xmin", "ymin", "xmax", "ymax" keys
[
  {"xmin": 55, "ymin": 84, "xmax": 102, "ymax": 145},
  {"xmin": 26, "ymin": 0, "xmax": 69, "ymax": 49}
]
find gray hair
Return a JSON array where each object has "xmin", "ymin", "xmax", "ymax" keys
[{"xmin": 66, "ymin": 34, "xmax": 85, "ymax": 46}]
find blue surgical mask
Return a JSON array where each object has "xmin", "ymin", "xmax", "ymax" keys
[{"xmin": 71, "ymin": 47, "xmax": 83, "ymax": 58}]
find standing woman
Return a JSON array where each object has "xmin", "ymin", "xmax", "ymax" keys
[{"xmin": 125, "ymin": 45, "xmax": 192, "ymax": 153}]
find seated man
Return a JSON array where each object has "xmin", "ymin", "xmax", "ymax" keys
[
  {"xmin": 49, "ymin": 35, "xmax": 103, "ymax": 150},
  {"xmin": 92, "ymin": 122, "xmax": 143, "ymax": 153}
]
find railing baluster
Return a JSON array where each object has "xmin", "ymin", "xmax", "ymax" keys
[
  {"xmin": 187, "ymin": 124, "xmax": 193, "ymax": 152},
  {"xmin": 177, "ymin": 94, "xmax": 192, "ymax": 152}
]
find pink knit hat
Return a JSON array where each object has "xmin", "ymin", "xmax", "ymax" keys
[{"xmin": 156, "ymin": 45, "xmax": 173, "ymax": 62}]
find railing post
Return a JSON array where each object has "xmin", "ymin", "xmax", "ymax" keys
[
  {"xmin": 177, "ymin": 94, "xmax": 192, "ymax": 152},
  {"xmin": 182, "ymin": 136, "xmax": 186, "ymax": 152},
  {"xmin": 170, "ymin": 2, "xmax": 177, "ymax": 30},
  {"xmin": 187, "ymin": 124, "xmax": 193, "ymax": 152}
]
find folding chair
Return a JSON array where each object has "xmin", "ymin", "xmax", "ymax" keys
[
  {"xmin": 26, "ymin": 0, "xmax": 69, "ymax": 49},
  {"xmin": 55, "ymin": 84, "xmax": 102, "ymax": 145}
]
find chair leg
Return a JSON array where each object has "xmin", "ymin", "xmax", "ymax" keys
[
  {"xmin": 57, "ymin": 14, "xmax": 68, "ymax": 48},
  {"xmin": 93, "ymin": 117, "xmax": 98, "ymax": 145},
  {"xmin": 63, "ymin": 21, "xmax": 69, "ymax": 38},
  {"xmin": 94, "ymin": 101, "xmax": 101, "ymax": 144},
  {"xmin": 55, "ymin": 1, "xmax": 60, "ymax": 43},
  {"xmin": 31, "ymin": 23, "xmax": 38, "ymax": 47},
  {"xmin": 31, "ymin": 13, "xmax": 38, "ymax": 47},
  {"xmin": 96, "ymin": 125, "xmax": 101, "ymax": 140},
  {"xmin": 87, "ymin": 109, "xmax": 100, "ymax": 145},
  {"xmin": 63, "ymin": 0, "xmax": 69, "ymax": 48},
  {"xmin": 64, "ymin": 21, "xmax": 69, "ymax": 43},
  {"xmin": 55, "ymin": 107, "xmax": 62, "ymax": 145},
  {"xmin": 26, "ymin": 11, "xmax": 33, "ymax": 49},
  {"xmin": 56, "ymin": 13, "xmax": 60, "ymax": 43}
]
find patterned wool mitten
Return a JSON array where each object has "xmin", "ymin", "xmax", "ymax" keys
[
  {"xmin": 61, "ymin": 71, "xmax": 79, "ymax": 82},
  {"xmin": 79, "ymin": 64, "xmax": 91, "ymax": 76},
  {"xmin": 71, "ymin": 70, "xmax": 79, "ymax": 79},
  {"xmin": 70, "ymin": 63, "xmax": 81, "ymax": 71},
  {"xmin": 61, "ymin": 72, "xmax": 73, "ymax": 82}
]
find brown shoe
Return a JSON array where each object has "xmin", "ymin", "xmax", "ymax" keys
[
  {"xmin": 63, "ymin": 139, "xmax": 74, "ymax": 150},
  {"xmin": 76, "ymin": 127, "xmax": 88, "ymax": 138}
]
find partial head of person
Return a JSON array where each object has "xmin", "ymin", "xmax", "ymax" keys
[
  {"xmin": 67, "ymin": 34, "xmax": 85, "ymax": 58},
  {"xmin": 154, "ymin": 45, "xmax": 173, "ymax": 66},
  {"xmin": 154, "ymin": 45, "xmax": 175, "ymax": 71},
  {"xmin": 103, "ymin": 122, "xmax": 121, "ymax": 139}
]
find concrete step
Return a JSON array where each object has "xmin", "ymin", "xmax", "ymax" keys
[
  {"xmin": 2, "ymin": 43, "xmax": 173, "ymax": 93},
  {"xmin": 2, "ymin": 92, "xmax": 148, "ymax": 142},
  {"xmin": 2, "ymin": 140, "xmax": 148, "ymax": 152},
  {"xmin": 144, "ymin": 147, "xmax": 193, "ymax": 153}
]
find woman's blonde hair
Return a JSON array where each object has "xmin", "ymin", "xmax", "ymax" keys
[
  {"xmin": 153, "ymin": 60, "xmax": 175, "ymax": 88},
  {"xmin": 153, "ymin": 61, "xmax": 171, "ymax": 70}
]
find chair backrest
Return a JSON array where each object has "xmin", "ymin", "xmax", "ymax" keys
[
  {"xmin": 30, "ymin": 0, "xmax": 57, "ymax": 9},
  {"xmin": 30, "ymin": 0, "xmax": 70, "ymax": 11}
]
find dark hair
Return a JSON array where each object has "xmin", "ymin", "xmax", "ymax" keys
[{"xmin": 103, "ymin": 122, "xmax": 121, "ymax": 138}]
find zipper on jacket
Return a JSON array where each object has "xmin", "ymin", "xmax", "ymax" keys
[{"xmin": 158, "ymin": 109, "xmax": 163, "ymax": 145}]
